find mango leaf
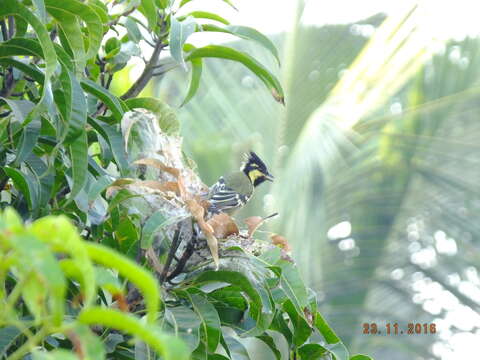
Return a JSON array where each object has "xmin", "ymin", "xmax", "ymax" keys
[
  {"xmin": 182, "ymin": 57, "xmax": 202, "ymax": 106},
  {"xmin": 185, "ymin": 45, "xmax": 284, "ymax": 104},
  {"xmin": 164, "ymin": 305, "xmax": 202, "ymax": 353},
  {"xmin": 201, "ymin": 25, "xmax": 280, "ymax": 65},
  {"xmin": 3, "ymin": 166, "xmax": 40, "ymax": 210},
  {"xmin": 139, "ymin": 0, "xmax": 158, "ymax": 30},
  {"xmin": 0, "ymin": 327, "xmax": 22, "ymax": 357},
  {"xmin": 69, "ymin": 131, "xmax": 88, "ymax": 200},
  {"xmin": 125, "ymin": 17, "xmax": 142, "ymax": 43},
  {"xmin": 256, "ymin": 333, "xmax": 282, "ymax": 360},
  {"xmin": 282, "ymin": 299, "xmax": 312, "ymax": 347},
  {"xmin": 277, "ymin": 260, "xmax": 309, "ymax": 314},
  {"xmin": 180, "ymin": 11, "xmax": 229, "ymax": 25},
  {"xmin": 68, "ymin": 324, "xmax": 106, "ymax": 360},
  {"xmin": 314, "ymin": 311, "xmax": 341, "ymax": 344},
  {"xmin": 60, "ymin": 71, "xmax": 87, "ymax": 144},
  {"xmin": 223, "ymin": 335, "xmax": 250, "ymax": 360},
  {"xmin": 45, "ymin": 0, "xmax": 103, "ymax": 60},
  {"xmin": 85, "ymin": 243, "xmax": 160, "ymax": 323},
  {"xmin": 350, "ymin": 355, "xmax": 374, "ymax": 360},
  {"xmin": 78, "ymin": 308, "xmax": 190, "ymax": 360},
  {"xmin": 186, "ymin": 292, "xmax": 221, "ymax": 353},
  {"xmin": 169, "ymin": 16, "xmax": 197, "ymax": 70},
  {"xmin": 141, "ymin": 211, "xmax": 187, "ymax": 249},
  {"xmin": 326, "ymin": 342, "xmax": 349, "ymax": 360},
  {"xmin": 298, "ymin": 344, "xmax": 329, "ymax": 359},
  {"xmin": 88, "ymin": 175, "xmax": 113, "ymax": 203},
  {"xmin": 25, "ymin": 154, "xmax": 54, "ymax": 208},
  {"xmin": 33, "ymin": 350, "xmax": 79, "ymax": 360},
  {"xmin": 81, "ymin": 79, "xmax": 125, "ymax": 121},
  {"xmin": 87, "ymin": 117, "xmax": 130, "ymax": 175}
]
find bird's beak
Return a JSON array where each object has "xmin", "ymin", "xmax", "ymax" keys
[{"xmin": 265, "ymin": 173, "xmax": 274, "ymax": 182}]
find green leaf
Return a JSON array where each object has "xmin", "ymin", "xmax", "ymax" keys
[
  {"xmin": 30, "ymin": 215, "xmax": 96, "ymax": 307},
  {"xmin": 169, "ymin": 16, "xmax": 197, "ymax": 69},
  {"xmin": 180, "ymin": 11, "xmax": 229, "ymax": 25},
  {"xmin": 164, "ymin": 305, "xmax": 201, "ymax": 352},
  {"xmin": 0, "ymin": 58, "xmax": 45, "ymax": 84},
  {"xmin": 124, "ymin": 97, "xmax": 179, "ymax": 135},
  {"xmin": 32, "ymin": 0, "xmax": 47, "ymax": 22},
  {"xmin": 223, "ymin": 336, "xmax": 250, "ymax": 360},
  {"xmin": 278, "ymin": 260, "xmax": 309, "ymax": 314},
  {"xmin": 182, "ymin": 58, "xmax": 202, "ymax": 106},
  {"xmin": 256, "ymin": 334, "xmax": 281, "ymax": 360},
  {"xmin": 88, "ymin": 175, "xmax": 113, "ymax": 203},
  {"xmin": 350, "ymin": 355, "xmax": 374, "ymax": 360},
  {"xmin": 87, "ymin": 117, "xmax": 130, "ymax": 175},
  {"xmin": 192, "ymin": 270, "xmax": 273, "ymax": 335},
  {"xmin": 326, "ymin": 342, "xmax": 349, "ymax": 360},
  {"xmin": 201, "ymin": 25, "xmax": 280, "ymax": 65},
  {"xmin": 185, "ymin": 45, "xmax": 284, "ymax": 104},
  {"xmin": 14, "ymin": 234, "xmax": 67, "ymax": 325},
  {"xmin": 139, "ymin": 0, "xmax": 158, "ymax": 30},
  {"xmin": 186, "ymin": 292, "xmax": 221, "ymax": 353},
  {"xmin": 314, "ymin": 311, "xmax": 341, "ymax": 344},
  {"xmin": 25, "ymin": 154, "xmax": 54, "ymax": 208},
  {"xmin": 85, "ymin": 243, "xmax": 160, "ymax": 323},
  {"xmin": 69, "ymin": 131, "xmax": 88, "ymax": 199},
  {"xmin": 45, "ymin": 0, "xmax": 103, "ymax": 60},
  {"xmin": 125, "ymin": 17, "xmax": 142, "ymax": 43},
  {"xmin": 283, "ymin": 300, "xmax": 312, "ymax": 347},
  {"xmin": 107, "ymin": 189, "xmax": 140, "ymax": 210},
  {"xmin": 69, "ymin": 324, "xmax": 106, "ymax": 359},
  {"xmin": 78, "ymin": 307, "xmax": 189, "ymax": 360},
  {"xmin": 0, "ymin": 326, "xmax": 22, "ymax": 357},
  {"xmin": 81, "ymin": 79, "xmax": 125, "ymax": 121},
  {"xmin": 141, "ymin": 213, "xmax": 187, "ymax": 249},
  {"xmin": 33, "ymin": 350, "xmax": 79, "ymax": 360},
  {"xmin": 298, "ymin": 344, "xmax": 329, "ymax": 359},
  {"xmin": 3, "ymin": 166, "xmax": 39, "ymax": 210},
  {"xmin": 46, "ymin": 1, "xmax": 86, "ymax": 73},
  {"xmin": 59, "ymin": 71, "xmax": 87, "ymax": 144}
]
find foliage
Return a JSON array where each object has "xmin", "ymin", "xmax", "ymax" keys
[
  {"xmin": 0, "ymin": 0, "xmax": 370, "ymax": 359},
  {"xmin": 165, "ymin": 2, "xmax": 480, "ymax": 359}
]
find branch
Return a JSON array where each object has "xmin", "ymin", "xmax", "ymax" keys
[
  {"xmin": 7, "ymin": 16, "xmax": 14, "ymax": 39},
  {"xmin": 120, "ymin": 39, "xmax": 166, "ymax": 100},
  {"xmin": 0, "ymin": 20, "xmax": 7, "ymax": 41}
]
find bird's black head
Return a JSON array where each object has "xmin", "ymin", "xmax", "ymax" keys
[{"xmin": 241, "ymin": 151, "xmax": 274, "ymax": 187}]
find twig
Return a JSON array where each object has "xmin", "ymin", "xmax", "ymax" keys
[
  {"xmin": 7, "ymin": 16, "xmax": 14, "ymax": 39},
  {"xmin": 166, "ymin": 239, "xmax": 195, "ymax": 282},
  {"xmin": 0, "ymin": 20, "xmax": 7, "ymax": 41},
  {"xmin": 108, "ymin": 7, "xmax": 137, "ymax": 27},
  {"xmin": 120, "ymin": 35, "xmax": 166, "ymax": 100},
  {"xmin": 159, "ymin": 228, "xmax": 181, "ymax": 283}
]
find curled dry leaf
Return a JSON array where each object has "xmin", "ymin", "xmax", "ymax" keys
[
  {"xmin": 207, "ymin": 213, "xmax": 239, "ymax": 239},
  {"xmin": 185, "ymin": 198, "xmax": 219, "ymax": 269},
  {"xmin": 245, "ymin": 212, "xmax": 279, "ymax": 238},
  {"xmin": 271, "ymin": 234, "xmax": 291, "ymax": 253}
]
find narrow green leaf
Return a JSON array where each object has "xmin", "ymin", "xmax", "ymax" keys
[
  {"xmin": 223, "ymin": 336, "xmax": 250, "ymax": 360},
  {"xmin": 164, "ymin": 305, "xmax": 201, "ymax": 352},
  {"xmin": 88, "ymin": 175, "xmax": 113, "ymax": 203},
  {"xmin": 256, "ymin": 334, "xmax": 281, "ymax": 360},
  {"xmin": 32, "ymin": 0, "xmax": 47, "ymax": 22},
  {"xmin": 0, "ymin": 59, "xmax": 45, "ymax": 84},
  {"xmin": 81, "ymin": 79, "xmax": 125, "ymax": 121},
  {"xmin": 298, "ymin": 344, "xmax": 329, "ymax": 359},
  {"xmin": 125, "ymin": 17, "xmax": 142, "ymax": 43},
  {"xmin": 3, "ymin": 166, "xmax": 39, "ymax": 210},
  {"xmin": 169, "ymin": 16, "xmax": 197, "ymax": 69},
  {"xmin": 0, "ymin": 326, "xmax": 22, "ymax": 357},
  {"xmin": 87, "ymin": 117, "xmax": 130, "ymax": 174},
  {"xmin": 182, "ymin": 58, "xmax": 202, "ymax": 106},
  {"xmin": 185, "ymin": 45, "xmax": 284, "ymax": 104},
  {"xmin": 85, "ymin": 243, "xmax": 160, "ymax": 323},
  {"xmin": 314, "ymin": 311, "xmax": 341, "ymax": 344},
  {"xmin": 187, "ymin": 292, "xmax": 221, "ymax": 353},
  {"xmin": 350, "ymin": 355, "xmax": 374, "ymax": 360},
  {"xmin": 46, "ymin": 3, "xmax": 86, "ymax": 73},
  {"xmin": 278, "ymin": 260, "xmax": 309, "ymax": 314},
  {"xmin": 69, "ymin": 324, "xmax": 106, "ymax": 359},
  {"xmin": 283, "ymin": 300, "xmax": 312, "ymax": 347},
  {"xmin": 139, "ymin": 0, "xmax": 158, "ymax": 30},
  {"xmin": 181, "ymin": 11, "xmax": 229, "ymax": 25},
  {"xmin": 326, "ymin": 342, "xmax": 349, "ymax": 360},
  {"xmin": 69, "ymin": 131, "xmax": 88, "ymax": 199},
  {"xmin": 201, "ymin": 25, "xmax": 280, "ymax": 64},
  {"xmin": 78, "ymin": 307, "xmax": 189, "ymax": 360},
  {"xmin": 141, "ymin": 211, "xmax": 166, "ymax": 249},
  {"xmin": 45, "ymin": 0, "xmax": 103, "ymax": 60},
  {"xmin": 25, "ymin": 154, "xmax": 54, "ymax": 208}
]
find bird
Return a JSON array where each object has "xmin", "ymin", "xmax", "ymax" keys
[{"xmin": 207, "ymin": 151, "xmax": 274, "ymax": 214}]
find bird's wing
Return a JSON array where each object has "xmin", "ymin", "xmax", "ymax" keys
[{"xmin": 209, "ymin": 177, "xmax": 248, "ymax": 212}]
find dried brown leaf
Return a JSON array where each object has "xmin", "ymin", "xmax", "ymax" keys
[
  {"xmin": 207, "ymin": 213, "xmax": 239, "ymax": 239},
  {"xmin": 244, "ymin": 216, "xmax": 264, "ymax": 237},
  {"xmin": 271, "ymin": 234, "xmax": 291, "ymax": 253}
]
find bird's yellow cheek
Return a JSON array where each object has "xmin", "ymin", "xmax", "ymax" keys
[{"xmin": 248, "ymin": 169, "xmax": 264, "ymax": 183}]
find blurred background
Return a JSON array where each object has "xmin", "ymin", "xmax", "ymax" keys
[{"xmin": 117, "ymin": 0, "xmax": 480, "ymax": 358}]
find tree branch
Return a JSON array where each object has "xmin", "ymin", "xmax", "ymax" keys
[
  {"xmin": 120, "ymin": 39, "xmax": 166, "ymax": 100},
  {"xmin": 0, "ymin": 20, "xmax": 7, "ymax": 41}
]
